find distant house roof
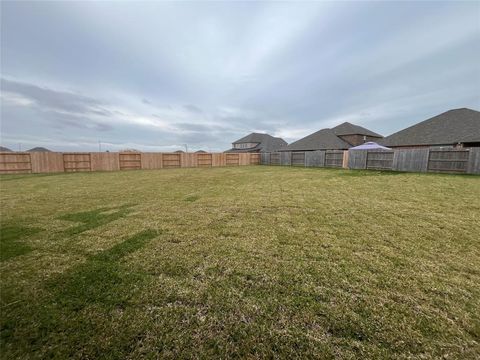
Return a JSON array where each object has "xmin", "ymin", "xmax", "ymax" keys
[
  {"xmin": 282, "ymin": 129, "xmax": 351, "ymax": 151},
  {"xmin": 0, "ymin": 146, "xmax": 12, "ymax": 152},
  {"xmin": 195, "ymin": 150, "xmax": 207, "ymax": 153},
  {"xmin": 119, "ymin": 149, "xmax": 141, "ymax": 152},
  {"xmin": 281, "ymin": 122, "xmax": 382, "ymax": 151},
  {"xmin": 226, "ymin": 133, "xmax": 287, "ymax": 152},
  {"xmin": 382, "ymin": 108, "xmax": 480, "ymax": 147},
  {"xmin": 332, "ymin": 122, "xmax": 383, "ymax": 137},
  {"xmin": 27, "ymin": 147, "xmax": 51, "ymax": 152}
]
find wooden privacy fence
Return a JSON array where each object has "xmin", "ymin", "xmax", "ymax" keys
[
  {"xmin": 366, "ymin": 151, "xmax": 394, "ymax": 170},
  {"xmin": 0, "ymin": 152, "xmax": 261, "ymax": 174},
  {"xmin": 197, "ymin": 153, "xmax": 212, "ymax": 167},
  {"xmin": 427, "ymin": 149, "xmax": 469, "ymax": 173},
  {"xmin": 266, "ymin": 150, "xmax": 348, "ymax": 168},
  {"xmin": 261, "ymin": 148, "xmax": 480, "ymax": 174},
  {"xmin": 119, "ymin": 153, "xmax": 141, "ymax": 170},
  {"xmin": 2, "ymin": 149, "xmax": 478, "ymax": 175},
  {"xmin": 0, "ymin": 152, "xmax": 32, "ymax": 173},
  {"xmin": 64, "ymin": 153, "xmax": 91, "ymax": 172},
  {"xmin": 325, "ymin": 151, "xmax": 344, "ymax": 168},
  {"xmin": 291, "ymin": 152, "xmax": 305, "ymax": 167},
  {"xmin": 270, "ymin": 153, "xmax": 281, "ymax": 165}
]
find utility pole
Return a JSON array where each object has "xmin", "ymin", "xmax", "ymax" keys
[
  {"xmin": 184, "ymin": 144, "xmax": 188, "ymax": 153},
  {"xmin": 98, "ymin": 140, "xmax": 102, "ymax": 152}
]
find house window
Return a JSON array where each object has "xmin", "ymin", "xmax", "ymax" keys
[{"xmin": 234, "ymin": 142, "xmax": 258, "ymax": 149}]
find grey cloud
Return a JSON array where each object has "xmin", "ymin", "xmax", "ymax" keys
[
  {"xmin": 1, "ymin": 77, "xmax": 116, "ymax": 132},
  {"xmin": 49, "ymin": 112, "xmax": 114, "ymax": 132},
  {"xmin": 1, "ymin": 2, "xmax": 479, "ymax": 151},
  {"xmin": 1, "ymin": 78, "xmax": 112, "ymax": 117},
  {"xmin": 175, "ymin": 123, "xmax": 213, "ymax": 132},
  {"xmin": 183, "ymin": 104, "xmax": 203, "ymax": 113}
]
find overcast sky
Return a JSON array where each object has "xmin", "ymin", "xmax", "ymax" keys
[{"xmin": 1, "ymin": 1, "xmax": 479, "ymax": 152}]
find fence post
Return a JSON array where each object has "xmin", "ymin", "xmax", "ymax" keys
[
  {"xmin": 261, "ymin": 152, "xmax": 269, "ymax": 165},
  {"xmin": 342, "ymin": 151, "xmax": 349, "ymax": 168},
  {"xmin": 467, "ymin": 148, "xmax": 480, "ymax": 174}
]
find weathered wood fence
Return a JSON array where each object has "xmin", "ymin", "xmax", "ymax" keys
[
  {"xmin": 261, "ymin": 149, "xmax": 480, "ymax": 174},
  {"xmin": 0, "ymin": 152, "xmax": 260, "ymax": 174},
  {"xmin": 2, "ymin": 149, "xmax": 478, "ymax": 175}
]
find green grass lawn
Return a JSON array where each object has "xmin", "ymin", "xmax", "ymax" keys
[{"xmin": 1, "ymin": 166, "xmax": 479, "ymax": 359}]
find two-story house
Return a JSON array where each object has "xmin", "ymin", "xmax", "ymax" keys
[{"xmin": 225, "ymin": 133, "xmax": 287, "ymax": 153}]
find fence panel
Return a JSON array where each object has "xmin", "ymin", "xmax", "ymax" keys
[
  {"xmin": 91, "ymin": 152, "xmax": 120, "ymax": 172},
  {"xmin": 141, "ymin": 153, "xmax": 163, "ymax": 169},
  {"xmin": 270, "ymin": 153, "xmax": 281, "ymax": 165},
  {"xmin": 63, "ymin": 153, "xmax": 91, "ymax": 172},
  {"xmin": 261, "ymin": 152, "xmax": 270, "ymax": 165},
  {"xmin": 366, "ymin": 151, "xmax": 394, "ymax": 170},
  {"xmin": 197, "ymin": 153, "xmax": 212, "ymax": 167},
  {"xmin": 212, "ymin": 153, "xmax": 225, "ymax": 166},
  {"xmin": 280, "ymin": 152, "xmax": 291, "ymax": 166},
  {"xmin": 249, "ymin": 153, "xmax": 261, "ymax": 165},
  {"xmin": 392, "ymin": 149, "xmax": 429, "ymax": 172},
  {"xmin": 226, "ymin": 153, "xmax": 239, "ymax": 166},
  {"xmin": 180, "ymin": 153, "xmax": 196, "ymax": 168},
  {"xmin": 30, "ymin": 152, "xmax": 64, "ymax": 173},
  {"xmin": 291, "ymin": 152, "xmax": 305, "ymax": 167},
  {"xmin": 237, "ymin": 153, "xmax": 252, "ymax": 166},
  {"xmin": 467, "ymin": 148, "xmax": 480, "ymax": 174},
  {"xmin": 348, "ymin": 150, "xmax": 367, "ymax": 169},
  {"xmin": 427, "ymin": 150, "xmax": 469, "ymax": 173},
  {"xmin": 325, "ymin": 150, "xmax": 344, "ymax": 168},
  {"xmin": 305, "ymin": 150, "xmax": 325, "ymax": 167},
  {"xmin": 119, "ymin": 153, "xmax": 141, "ymax": 170},
  {"xmin": 162, "ymin": 153, "xmax": 181, "ymax": 168},
  {"xmin": 0, "ymin": 152, "xmax": 32, "ymax": 173}
]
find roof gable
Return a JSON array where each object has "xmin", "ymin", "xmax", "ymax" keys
[
  {"xmin": 233, "ymin": 132, "xmax": 271, "ymax": 144},
  {"xmin": 283, "ymin": 129, "xmax": 351, "ymax": 151},
  {"xmin": 230, "ymin": 132, "xmax": 287, "ymax": 152},
  {"xmin": 332, "ymin": 122, "xmax": 382, "ymax": 137}
]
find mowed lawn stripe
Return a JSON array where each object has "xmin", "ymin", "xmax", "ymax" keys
[{"xmin": 0, "ymin": 167, "xmax": 479, "ymax": 359}]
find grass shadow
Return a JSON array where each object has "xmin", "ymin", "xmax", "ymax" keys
[
  {"xmin": 58, "ymin": 204, "xmax": 136, "ymax": 235},
  {"xmin": 49, "ymin": 229, "xmax": 158, "ymax": 310},
  {"xmin": 184, "ymin": 195, "xmax": 200, "ymax": 202},
  {"xmin": 0, "ymin": 230, "xmax": 159, "ymax": 355},
  {"xmin": 0, "ymin": 225, "xmax": 42, "ymax": 262}
]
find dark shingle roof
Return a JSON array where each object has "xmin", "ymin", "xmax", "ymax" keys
[
  {"xmin": 0, "ymin": 146, "xmax": 12, "ymax": 152},
  {"xmin": 27, "ymin": 147, "xmax": 51, "ymax": 152},
  {"xmin": 233, "ymin": 133, "xmax": 269, "ymax": 144},
  {"xmin": 281, "ymin": 129, "xmax": 351, "ymax": 151},
  {"xmin": 382, "ymin": 108, "xmax": 480, "ymax": 147},
  {"xmin": 332, "ymin": 122, "xmax": 383, "ymax": 137},
  {"xmin": 227, "ymin": 133, "xmax": 287, "ymax": 152},
  {"xmin": 225, "ymin": 144, "xmax": 262, "ymax": 153}
]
